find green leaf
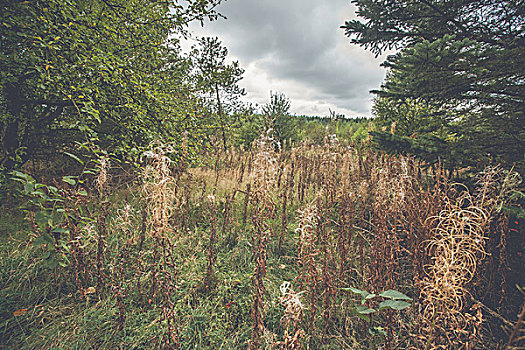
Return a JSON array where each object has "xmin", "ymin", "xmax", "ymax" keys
[
  {"xmin": 31, "ymin": 190, "xmax": 46, "ymax": 197},
  {"xmin": 342, "ymin": 286, "xmax": 369, "ymax": 297},
  {"xmin": 34, "ymin": 211, "xmax": 50, "ymax": 228},
  {"xmin": 10, "ymin": 177, "xmax": 26, "ymax": 184},
  {"xmin": 24, "ymin": 182, "xmax": 34, "ymax": 195},
  {"xmin": 62, "ymin": 176, "xmax": 76, "ymax": 186},
  {"xmin": 342, "ymin": 286, "xmax": 376, "ymax": 302},
  {"xmin": 341, "ymin": 286, "xmax": 366, "ymax": 294},
  {"xmin": 52, "ymin": 228, "xmax": 69, "ymax": 234},
  {"xmin": 378, "ymin": 299, "xmax": 411, "ymax": 311},
  {"xmin": 63, "ymin": 152, "xmax": 84, "ymax": 165},
  {"xmin": 33, "ymin": 236, "xmax": 47, "ymax": 246},
  {"xmin": 11, "ymin": 170, "xmax": 35, "ymax": 182},
  {"xmin": 355, "ymin": 305, "xmax": 376, "ymax": 314},
  {"xmin": 379, "ymin": 289, "xmax": 412, "ymax": 301}
]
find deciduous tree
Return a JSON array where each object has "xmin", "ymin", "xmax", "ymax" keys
[{"xmin": 1, "ymin": 0, "xmax": 222, "ymax": 171}]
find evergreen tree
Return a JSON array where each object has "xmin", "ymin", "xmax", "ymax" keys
[
  {"xmin": 343, "ymin": 0, "xmax": 525, "ymax": 171},
  {"xmin": 261, "ymin": 91, "xmax": 295, "ymax": 145},
  {"xmin": 192, "ymin": 37, "xmax": 245, "ymax": 151}
]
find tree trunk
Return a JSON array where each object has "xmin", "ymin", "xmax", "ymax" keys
[
  {"xmin": 215, "ymin": 83, "xmax": 227, "ymax": 152},
  {"xmin": 2, "ymin": 82, "xmax": 23, "ymax": 171}
]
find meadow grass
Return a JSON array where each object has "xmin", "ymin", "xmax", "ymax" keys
[{"xmin": 0, "ymin": 138, "xmax": 521, "ymax": 349}]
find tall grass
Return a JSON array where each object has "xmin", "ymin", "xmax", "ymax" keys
[{"xmin": 0, "ymin": 133, "xmax": 521, "ymax": 349}]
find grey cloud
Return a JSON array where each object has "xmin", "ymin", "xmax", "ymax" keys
[{"xmin": 190, "ymin": 0, "xmax": 386, "ymax": 116}]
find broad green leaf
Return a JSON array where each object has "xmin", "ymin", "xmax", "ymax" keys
[
  {"xmin": 341, "ymin": 286, "xmax": 366, "ymax": 294},
  {"xmin": 342, "ymin": 286, "xmax": 373, "ymax": 298},
  {"xmin": 342, "ymin": 286, "xmax": 377, "ymax": 303},
  {"xmin": 355, "ymin": 305, "xmax": 376, "ymax": 314},
  {"xmin": 379, "ymin": 289, "xmax": 412, "ymax": 301},
  {"xmin": 365, "ymin": 293, "xmax": 377, "ymax": 300},
  {"xmin": 24, "ymin": 182, "xmax": 34, "ymax": 195},
  {"xmin": 378, "ymin": 299, "xmax": 411, "ymax": 311}
]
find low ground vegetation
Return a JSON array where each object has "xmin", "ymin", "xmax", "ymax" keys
[{"xmin": 1, "ymin": 132, "xmax": 523, "ymax": 349}]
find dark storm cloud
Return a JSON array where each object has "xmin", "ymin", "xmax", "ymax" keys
[{"xmin": 188, "ymin": 0, "xmax": 387, "ymax": 116}]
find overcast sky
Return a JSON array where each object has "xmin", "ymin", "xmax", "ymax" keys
[{"xmin": 184, "ymin": 0, "xmax": 388, "ymax": 118}]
